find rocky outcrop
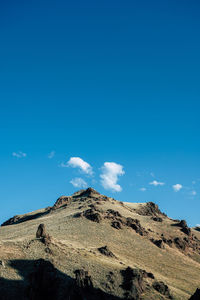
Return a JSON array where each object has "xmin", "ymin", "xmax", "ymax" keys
[
  {"xmin": 152, "ymin": 281, "xmax": 173, "ymax": 299},
  {"xmin": 136, "ymin": 202, "xmax": 165, "ymax": 217},
  {"xmin": 151, "ymin": 239, "xmax": 165, "ymax": 249},
  {"xmin": 75, "ymin": 188, "xmax": 100, "ymax": 198},
  {"xmin": 176, "ymin": 220, "xmax": 191, "ymax": 236},
  {"xmin": 174, "ymin": 237, "xmax": 187, "ymax": 251},
  {"xmin": 36, "ymin": 224, "xmax": 51, "ymax": 246},
  {"xmin": 120, "ymin": 267, "xmax": 146, "ymax": 299},
  {"xmin": 83, "ymin": 209, "xmax": 102, "ymax": 223},
  {"xmin": 98, "ymin": 246, "xmax": 115, "ymax": 258},
  {"xmin": 52, "ymin": 196, "xmax": 71, "ymax": 210}
]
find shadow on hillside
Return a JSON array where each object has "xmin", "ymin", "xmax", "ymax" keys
[
  {"xmin": 1, "ymin": 209, "xmax": 51, "ymax": 227},
  {"xmin": 0, "ymin": 259, "xmax": 123, "ymax": 300}
]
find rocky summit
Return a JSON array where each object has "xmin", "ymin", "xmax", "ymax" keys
[{"xmin": 0, "ymin": 188, "xmax": 200, "ymax": 299}]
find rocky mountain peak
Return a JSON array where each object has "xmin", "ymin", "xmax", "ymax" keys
[{"xmin": 72, "ymin": 187, "xmax": 101, "ymax": 198}]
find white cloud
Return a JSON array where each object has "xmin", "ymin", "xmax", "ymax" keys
[
  {"xmin": 191, "ymin": 190, "xmax": 197, "ymax": 196},
  {"xmin": 140, "ymin": 187, "xmax": 146, "ymax": 192},
  {"xmin": 70, "ymin": 177, "xmax": 88, "ymax": 188},
  {"xmin": 12, "ymin": 151, "xmax": 27, "ymax": 158},
  {"xmin": 64, "ymin": 157, "xmax": 93, "ymax": 175},
  {"xmin": 48, "ymin": 151, "xmax": 55, "ymax": 159},
  {"xmin": 149, "ymin": 180, "xmax": 165, "ymax": 186},
  {"xmin": 172, "ymin": 184, "xmax": 183, "ymax": 192},
  {"xmin": 100, "ymin": 162, "xmax": 125, "ymax": 192},
  {"xmin": 196, "ymin": 224, "xmax": 200, "ymax": 227}
]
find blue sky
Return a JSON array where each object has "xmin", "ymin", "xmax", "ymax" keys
[{"xmin": 0, "ymin": 0, "xmax": 200, "ymax": 226}]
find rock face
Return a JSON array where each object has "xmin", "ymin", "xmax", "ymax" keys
[{"xmin": 189, "ymin": 288, "xmax": 200, "ymax": 300}]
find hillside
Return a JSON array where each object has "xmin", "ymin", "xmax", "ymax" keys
[{"xmin": 0, "ymin": 188, "xmax": 199, "ymax": 300}]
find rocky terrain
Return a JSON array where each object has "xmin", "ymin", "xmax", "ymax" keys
[{"xmin": 0, "ymin": 188, "xmax": 200, "ymax": 299}]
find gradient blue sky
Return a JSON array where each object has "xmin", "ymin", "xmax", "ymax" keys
[{"xmin": 0, "ymin": 0, "xmax": 200, "ymax": 226}]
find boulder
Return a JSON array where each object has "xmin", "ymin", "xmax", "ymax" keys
[{"xmin": 98, "ymin": 246, "xmax": 115, "ymax": 258}]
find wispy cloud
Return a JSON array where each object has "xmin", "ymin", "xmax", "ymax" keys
[
  {"xmin": 100, "ymin": 162, "xmax": 125, "ymax": 192},
  {"xmin": 48, "ymin": 151, "xmax": 55, "ymax": 159},
  {"xmin": 149, "ymin": 180, "xmax": 165, "ymax": 186},
  {"xmin": 172, "ymin": 184, "xmax": 183, "ymax": 192},
  {"xmin": 139, "ymin": 187, "xmax": 146, "ymax": 192},
  {"xmin": 65, "ymin": 157, "xmax": 93, "ymax": 175},
  {"xmin": 70, "ymin": 177, "xmax": 88, "ymax": 188},
  {"xmin": 191, "ymin": 190, "xmax": 197, "ymax": 196},
  {"xmin": 12, "ymin": 151, "xmax": 27, "ymax": 158}
]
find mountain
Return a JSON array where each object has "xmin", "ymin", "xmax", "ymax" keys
[{"xmin": 0, "ymin": 187, "xmax": 199, "ymax": 300}]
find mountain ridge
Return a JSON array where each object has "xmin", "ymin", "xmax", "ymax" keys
[{"xmin": 0, "ymin": 188, "xmax": 199, "ymax": 299}]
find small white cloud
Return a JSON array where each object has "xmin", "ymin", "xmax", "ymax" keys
[
  {"xmin": 196, "ymin": 224, "xmax": 200, "ymax": 227},
  {"xmin": 172, "ymin": 184, "xmax": 183, "ymax": 192},
  {"xmin": 149, "ymin": 180, "xmax": 165, "ymax": 186},
  {"xmin": 63, "ymin": 157, "xmax": 93, "ymax": 175},
  {"xmin": 100, "ymin": 162, "xmax": 125, "ymax": 192},
  {"xmin": 140, "ymin": 187, "xmax": 146, "ymax": 192},
  {"xmin": 48, "ymin": 151, "xmax": 55, "ymax": 159},
  {"xmin": 12, "ymin": 151, "xmax": 27, "ymax": 158},
  {"xmin": 70, "ymin": 177, "xmax": 88, "ymax": 188},
  {"xmin": 191, "ymin": 190, "xmax": 197, "ymax": 196}
]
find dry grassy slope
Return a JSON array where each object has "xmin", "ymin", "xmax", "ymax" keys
[{"xmin": 0, "ymin": 188, "xmax": 199, "ymax": 299}]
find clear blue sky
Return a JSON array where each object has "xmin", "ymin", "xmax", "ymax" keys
[{"xmin": 0, "ymin": 0, "xmax": 199, "ymax": 226}]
